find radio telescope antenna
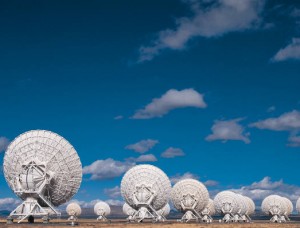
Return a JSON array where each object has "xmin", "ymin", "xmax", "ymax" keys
[
  {"xmin": 121, "ymin": 164, "xmax": 171, "ymax": 223},
  {"xmin": 200, "ymin": 199, "xmax": 215, "ymax": 223},
  {"xmin": 3, "ymin": 130, "xmax": 82, "ymax": 224},
  {"xmin": 156, "ymin": 203, "xmax": 170, "ymax": 222},
  {"xmin": 66, "ymin": 202, "xmax": 81, "ymax": 226},
  {"xmin": 261, "ymin": 195, "xmax": 288, "ymax": 223},
  {"xmin": 171, "ymin": 179, "xmax": 209, "ymax": 223},
  {"xmin": 214, "ymin": 191, "xmax": 239, "ymax": 223},
  {"xmin": 94, "ymin": 201, "xmax": 111, "ymax": 222},
  {"xmin": 296, "ymin": 197, "xmax": 300, "ymax": 215},
  {"xmin": 123, "ymin": 203, "xmax": 137, "ymax": 222}
]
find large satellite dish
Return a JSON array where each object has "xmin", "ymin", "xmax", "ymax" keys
[
  {"xmin": 261, "ymin": 195, "xmax": 290, "ymax": 223},
  {"xmin": 120, "ymin": 164, "xmax": 171, "ymax": 222},
  {"xmin": 171, "ymin": 179, "xmax": 209, "ymax": 223},
  {"xmin": 3, "ymin": 130, "xmax": 82, "ymax": 223}
]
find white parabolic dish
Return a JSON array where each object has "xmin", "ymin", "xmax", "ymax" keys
[
  {"xmin": 121, "ymin": 164, "xmax": 171, "ymax": 210},
  {"xmin": 171, "ymin": 179, "xmax": 209, "ymax": 213},
  {"xmin": 3, "ymin": 130, "xmax": 82, "ymax": 207}
]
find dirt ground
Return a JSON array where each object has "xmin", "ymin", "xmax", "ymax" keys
[{"xmin": 0, "ymin": 219, "xmax": 300, "ymax": 228}]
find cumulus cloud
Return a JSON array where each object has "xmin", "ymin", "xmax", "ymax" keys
[
  {"xmin": 170, "ymin": 172, "xmax": 199, "ymax": 184},
  {"xmin": 161, "ymin": 147, "xmax": 185, "ymax": 158},
  {"xmin": 288, "ymin": 134, "xmax": 300, "ymax": 147},
  {"xmin": 114, "ymin": 115, "xmax": 124, "ymax": 120},
  {"xmin": 250, "ymin": 110, "xmax": 300, "ymax": 131},
  {"xmin": 204, "ymin": 180, "xmax": 219, "ymax": 187},
  {"xmin": 138, "ymin": 0, "xmax": 266, "ymax": 62},
  {"xmin": 206, "ymin": 118, "xmax": 250, "ymax": 144},
  {"xmin": 104, "ymin": 186, "xmax": 121, "ymax": 199},
  {"xmin": 125, "ymin": 139, "xmax": 158, "ymax": 153},
  {"xmin": 0, "ymin": 198, "xmax": 21, "ymax": 210},
  {"xmin": 170, "ymin": 172, "xmax": 218, "ymax": 187},
  {"xmin": 135, "ymin": 154, "xmax": 157, "ymax": 162},
  {"xmin": 228, "ymin": 177, "xmax": 300, "ymax": 207},
  {"xmin": 0, "ymin": 137, "xmax": 10, "ymax": 153},
  {"xmin": 267, "ymin": 106, "xmax": 276, "ymax": 113},
  {"xmin": 132, "ymin": 89, "xmax": 206, "ymax": 119},
  {"xmin": 83, "ymin": 158, "xmax": 134, "ymax": 180},
  {"xmin": 272, "ymin": 38, "xmax": 300, "ymax": 62}
]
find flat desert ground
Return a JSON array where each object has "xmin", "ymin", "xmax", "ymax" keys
[{"xmin": 1, "ymin": 219, "xmax": 300, "ymax": 227}]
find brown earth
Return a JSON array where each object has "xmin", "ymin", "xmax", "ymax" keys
[{"xmin": 0, "ymin": 219, "xmax": 300, "ymax": 228}]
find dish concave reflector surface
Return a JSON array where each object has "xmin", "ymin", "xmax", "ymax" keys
[
  {"xmin": 67, "ymin": 203, "xmax": 82, "ymax": 216},
  {"xmin": 214, "ymin": 191, "xmax": 239, "ymax": 215},
  {"xmin": 171, "ymin": 179, "xmax": 209, "ymax": 213},
  {"xmin": 3, "ymin": 130, "xmax": 82, "ymax": 207},
  {"xmin": 121, "ymin": 164, "xmax": 171, "ymax": 210},
  {"xmin": 261, "ymin": 195, "xmax": 287, "ymax": 215},
  {"xmin": 94, "ymin": 202, "xmax": 111, "ymax": 216}
]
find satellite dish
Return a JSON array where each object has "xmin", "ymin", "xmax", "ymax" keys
[
  {"xmin": 156, "ymin": 203, "xmax": 170, "ymax": 221},
  {"xmin": 157, "ymin": 203, "xmax": 170, "ymax": 217},
  {"xmin": 214, "ymin": 191, "xmax": 254, "ymax": 223},
  {"xmin": 123, "ymin": 203, "xmax": 136, "ymax": 216},
  {"xmin": 171, "ymin": 179, "xmax": 209, "ymax": 223},
  {"xmin": 67, "ymin": 203, "xmax": 82, "ymax": 216},
  {"xmin": 244, "ymin": 196, "xmax": 255, "ymax": 215},
  {"xmin": 94, "ymin": 201, "xmax": 111, "ymax": 222},
  {"xmin": 200, "ymin": 199, "xmax": 215, "ymax": 223},
  {"xmin": 3, "ymin": 130, "xmax": 82, "ymax": 223},
  {"xmin": 123, "ymin": 203, "xmax": 137, "ymax": 222},
  {"xmin": 66, "ymin": 202, "xmax": 81, "ymax": 226},
  {"xmin": 261, "ymin": 195, "xmax": 289, "ymax": 223},
  {"xmin": 121, "ymin": 164, "xmax": 171, "ymax": 222},
  {"xmin": 214, "ymin": 191, "xmax": 239, "ymax": 223},
  {"xmin": 297, "ymin": 197, "xmax": 300, "ymax": 214},
  {"xmin": 282, "ymin": 197, "xmax": 293, "ymax": 216}
]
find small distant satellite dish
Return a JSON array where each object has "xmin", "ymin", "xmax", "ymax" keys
[
  {"xmin": 66, "ymin": 202, "xmax": 81, "ymax": 226},
  {"xmin": 94, "ymin": 201, "xmax": 111, "ymax": 222},
  {"xmin": 121, "ymin": 164, "xmax": 171, "ymax": 222},
  {"xmin": 3, "ymin": 130, "xmax": 82, "ymax": 224},
  {"xmin": 123, "ymin": 203, "xmax": 137, "ymax": 222},
  {"xmin": 296, "ymin": 197, "xmax": 300, "ymax": 214},
  {"xmin": 200, "ymin": 199, "xmax": 215, "ymax": 223},
  {"xmin": 171, "ymin": 178, "xmax": 209, "ymax": 223}
]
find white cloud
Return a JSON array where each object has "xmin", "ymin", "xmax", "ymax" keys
[
  {"xmin": 272, "ymin": 38, "xmax": 300, "ymax": 61},
  {"xmin": 228, "ymin": 177, "xmax": 300, "ymax": 207},
  {"xmin": 288, "ymin": 134, "xmax": 300, "ymax": 147},
  {"xmin": 206, "ymin": 118, "xmax": 250, "ymax": 144},
  {"xmin": 114, "ymin": 115, "xmax": 124, "ymax": 120},
  {"xmin": 104, "ymin": 186, "xmax": 121, "ymax": 199},
  {"xmin": 250, "ymin": 110, "xmax": 300, "ymax": 131},
  {"xmin": 83, "ymin": 158, "xmax": 134, "ymax": 180},
  {"xmin": 105, "ymin": 199, "xmax": 124, "ymax": 206},
  {"xmin": 125, "ymin": 139, "xmax": 158, "ymax": 153},
  {"xmin": 267, "ymin": 106, "xmax": 276, "ymax": 113},
  {"xmin": 135, "ymin": 154, "xmax": 157, "ymax": 162},
  {"xmin": 138, "ymin": 0, "xmax": 266, "ymax": 62},
  {"xmin": 161, "ymin": 147, "xmax": 185, "ymax": 158},
  {"xmin": 0, "ymin": 198, "xmax": 21, "ymax": 210},
  {"xmin": 170, "ymin": 172, "xmax": 199, "ymax": 184},
  {"xmin": 0, "ymin": 137, "xmax": 10, "ymax": 153},
  {"xmin": 132, "ymin": 89, "xmax": 206, "ymax": 119},
  {"xmin": 204, "ymin": 180, "xmax": 219, "ymax": 187}
]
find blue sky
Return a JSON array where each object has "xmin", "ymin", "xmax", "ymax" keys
[{"xmin": 0, "ymin": 0, "xmax": 300, "ymax": 210}]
